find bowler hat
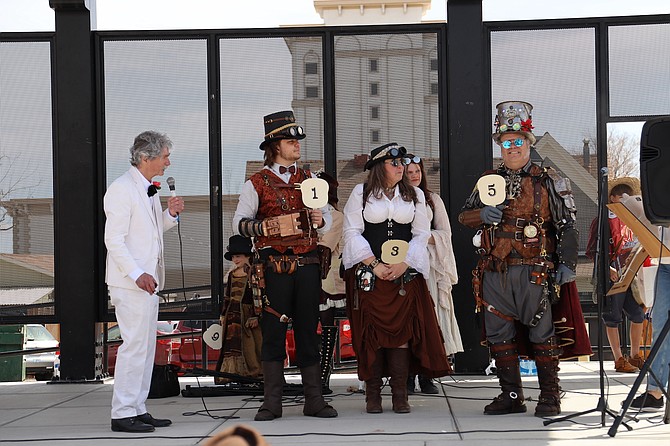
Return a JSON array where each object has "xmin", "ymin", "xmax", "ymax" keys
[
  {"xmin": 363, "ymin": 142, "xmax": 408, "ymax": 171},
  {"xmin": 259, "ymin": 110, "xmax": 306, "ymax": 150},
  {"xmin": 492, "ymin": 101, "xmax": 537, "ymax": 145},
  {"xmin": 224, "ymin": 235, "xmax": 253, "ymax": 261}
]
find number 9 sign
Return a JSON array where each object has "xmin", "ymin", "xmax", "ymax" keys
[
  {"xmin": 476, "ymin": 174, "xmax": 506, "ymax": 207},
  {"xmin": 380, "ymin": 240, "xmax": 409, "ymax": 264},
  {"xmin": 298, "ymin": 177, "xmax": 329, "ymax": 209}
]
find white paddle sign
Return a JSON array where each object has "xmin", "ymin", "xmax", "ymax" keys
[
  {"xmin": 380, "ymin": 240, "xmax": 409, "ymax": 264},
  {"xmin": 476, "ymin": 174, "xmax": 506, "ymax": 206},
  {"xmin": 298, "ymin": 177, "xmax": 329, "ymax": 209}
]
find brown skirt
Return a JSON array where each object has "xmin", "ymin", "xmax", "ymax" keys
[{"xmin": 345, "ymin": 267, "xmax": 452, "ymax": 381}]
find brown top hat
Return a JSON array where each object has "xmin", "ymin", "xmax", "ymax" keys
[
  {"xmin": 492, "ymin": 100, "xmax": 537, "ymax": 145},
  {"xmin": 259, "ymin": 110, "xmax": 306, "ymax": 150},
  {"xmin": 363, "ymin": 142, "xmax": 408, "ymax": 171},
  {"xmin": 608, "ymin": 176, "xmax": 641, "ymax": 197},
  {"xmin": 224, "ymin": 235, "xmax": 253, "ymax": 261}
]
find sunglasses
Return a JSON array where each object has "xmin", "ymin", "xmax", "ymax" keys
[
  {"xmin": 501, "ymin": 138, "xmax": 525, "ymax": 149},
  {"xmin": 385, "ymin": 158, "xmax": 411, "ymax": 167}
]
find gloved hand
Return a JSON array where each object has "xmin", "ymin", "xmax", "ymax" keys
[
  {"xmin": 554, "ymin": 264, "xmax": 576, "ymax": 285},
  {"xmin": 480, "ymin": 205, "xmax": 503, "ymax": 225}
]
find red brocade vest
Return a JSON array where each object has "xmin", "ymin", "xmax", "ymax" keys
[
  {"xmin": 487, "ymin": 165, "xmax": 556, "ymax": 261},
  {"xmin": 249, "ymin": 168, "xmax": 317, "ymax": 254}
]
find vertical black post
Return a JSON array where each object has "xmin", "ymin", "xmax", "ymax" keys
[
  {"xmin": 446, "ymin": 0, "xmax": 490, "ymax": 373},
  {"xmin": 50, "ymin": 0, "xmax": 99, "ymax": 380}
]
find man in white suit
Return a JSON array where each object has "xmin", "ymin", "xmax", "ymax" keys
[{"xmin": 104, "ymin": 131, "xmax": 184, "ymax": 433}]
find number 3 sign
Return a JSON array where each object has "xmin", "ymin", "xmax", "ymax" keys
[
  {"xmin": 380, "ymin": 240, "xmax": 409, "ymax": 264},
  {"xmin": 476, "ymin": 174, "xmax": 506, "ymax": 207},
  {"xmin": 298, "ymin": 177, "xmax": 329, "ymax": 209}
]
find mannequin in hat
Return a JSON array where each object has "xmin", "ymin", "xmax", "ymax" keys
[
  {"xmin": 342, "ymin": 143, "xmax": 451, "ymax": 414},
  {"xmin": 404, "ymin": 154, "xmax": 462, "ymax": 395},
  {"xmin": 232, "ymin": 110, "xmax": 337, "ymax": 421},
  {"xmin": 214, "ymin": 235, "xmax": 262, "ymax": 384},
  {"xmin": 459, "ymin": 101, "xmax": 584, "ymax": 417},
  {"xmin": 586, "ymin": 178, "xmax": 646, "ymax": 373},
  {"xmin": 315, "ymin": 170, "xmax": 345, "ymax": 394}
]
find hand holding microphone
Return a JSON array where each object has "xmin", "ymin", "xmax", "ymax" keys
[{"xmin": 166, "ymin": 176, "xmax": 184, "ymax": 218}]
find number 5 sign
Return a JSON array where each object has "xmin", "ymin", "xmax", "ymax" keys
[
  {"xmin": 298, "ymin": 177, "xmax": 329, "ymax": 209},
  {"xmin": 476, "ymin": 174, "xmax": 506, "ymax": 207}
]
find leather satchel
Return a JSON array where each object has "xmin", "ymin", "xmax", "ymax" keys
[{"xmin": 148, "ymin": 364, "xmax": 181, "ymax": 399}]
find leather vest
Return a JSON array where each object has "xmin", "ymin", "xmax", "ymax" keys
[
  {"xmin": 489, "ymin": 164, "xmax": 556, "ymax": 261},
  {"xmin": 249, "ymin": 168, "xmax": 317, "ymax": 254}
]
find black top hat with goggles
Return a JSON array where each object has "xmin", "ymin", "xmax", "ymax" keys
[
  {"xmin": 363, "ymin": 142, "xmax": 410, "ymax": 171},
  {"xmin": 259, "ymin": 110, "xmax": 306, "ymax": 150}
]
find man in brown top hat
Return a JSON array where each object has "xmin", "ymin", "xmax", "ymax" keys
[
  {"xmin": 459, "ymin": 101, "xmax": 581, "ymax": 417},
  {"xmin": 232, "ymin": 110, "xmax": 337, "ymax": 421}
]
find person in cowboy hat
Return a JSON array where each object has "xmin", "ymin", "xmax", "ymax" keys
[
  {"xmin": 342, "ymin": 143, "xmax": 451, "ymax": 414},
  {"xmin": 232, "ymin": 110, "xmax": 337, "ymax": 421},
  {"xmin": 459, "ymin": 101, "xmax": 587, "ymax": 417},
  {"xmin": 586, "ymin": 176, "xmax": 646, "ymax": 373},
  {"xmin": 214, "ymin": 235, "xmax": 263, "ymax": 385}
]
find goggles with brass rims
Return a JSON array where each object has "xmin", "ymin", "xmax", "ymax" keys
[
  {"xmin": 501, "ymin": 138, "xmax": 525, "ymax": 149},
  {"xmin": 385, "ymin": 157, "xmax": 411, "ymax": 167},
  {"xmin": 266, "ymin": 125, "xmax": 304, "ymax": 140},
  {"xmin": 407, "ymin": 155, "xmax": 421, "ymax": 164}
]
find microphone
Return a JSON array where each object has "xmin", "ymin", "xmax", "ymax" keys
[
  {"xmin": 166, "ymin": 177, "xmax": 176, "ymax": 197},
  {"xmin": 600, "ymin": 167, "xmax": 608, "ymax": 177}
]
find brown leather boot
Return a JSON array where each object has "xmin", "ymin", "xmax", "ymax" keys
[
  {"xmin": 301, "ymin": 364, "xmax": 338, "ymax": 418},
  {"xmin": 255, "ymin": 361, "xmax": 285, "ymax": 421},
  {"xmin": 365, "ymin": 349, "xmax": 385, "ymax": 413},
  {"xmin": 386, "ymin": 348, "xmax": 411, "ymax": 414},
  {"xmin": 533, "ymin": 336, "xmax": 562, "ymax": 417},
  {"xmin": 484, "ymin": 340, "xmax": 527, "ymax": 415}
]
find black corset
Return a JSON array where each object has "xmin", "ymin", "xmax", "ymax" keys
[{"xmin": 363, "ymin": 219, "xmax": 412, "ymax": 259}]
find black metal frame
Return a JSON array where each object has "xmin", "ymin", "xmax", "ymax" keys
[{"xmin": 2, "ymin": 2, "xmax": 670, "ymax": 378}]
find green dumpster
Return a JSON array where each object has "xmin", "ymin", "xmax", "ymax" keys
[{"xmin": 0, "ymin": 325, "xmax": 26, "ymax": 382}]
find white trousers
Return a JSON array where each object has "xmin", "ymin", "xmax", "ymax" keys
[{"xmin": 110, "ymin": 287, "xmax": 159, "ymax": 419}]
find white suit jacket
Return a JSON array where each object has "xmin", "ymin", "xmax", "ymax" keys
[{"xmin": 104, "ymin": 167, "xmax": 178, "ymax": 291}]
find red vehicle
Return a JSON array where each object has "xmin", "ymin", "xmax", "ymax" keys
[
  {"xmin": 172, "ymin": 320, "xmax": 221, "ymax": 372},
  {"xmin": 106, "ymin": 321, "xmax": 179, "ymax": 376}
]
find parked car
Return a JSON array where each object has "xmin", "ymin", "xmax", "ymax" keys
[
  {"xmin": 173, "ymin": 319, "xmax": 220, "ymax": 372},
  {"xmin": 105, "ymin": 321, "xmax": 179, "ymax": 376},
  {"xmin": 23, "ymin": 324, "xmax": 59, "ymax": 381}
]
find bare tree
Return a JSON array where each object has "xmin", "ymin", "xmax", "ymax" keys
[
  {"xmin": 607, "ymin": 128, "xmax": 639, "ymax": 179},
  {"xmin": 0, "ymin": 151, "xmax": 39, "ymax": 231}
]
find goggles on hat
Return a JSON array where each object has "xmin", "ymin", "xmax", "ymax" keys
[
  {"xmin": 385, "ymin": 158, "xmax": 411, "ymax": 167},
  {"xmin": 407, "ymin": 155, "xmax": 421, "ymax": 164},
  {"xmin": 501, "ymin": 138, "xmax": 525, "ymax": 149},
  {"xmin": 371, "ymin": 144, "xmax": 407, "ymax": 161},
  {"xmin": 266, "ymin": 124, "xmax": 304, "ymax": 139}
]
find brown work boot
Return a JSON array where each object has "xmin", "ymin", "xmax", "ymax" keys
[
  {"xmin": 627, "ymin": 353, "xmax": 645, "ymax": 370},
  {"xmin": 255, "ymin": 361, "xmax": 285, "ymax": 421},
  {"xmin": 484, "ymin": 340, "xmax": 526, "ymax": 415},
  {"xmin": 614, "ymin": 356, "xmax": 639, "ymax": 373},
  {"xmin": 386, "ymin": 348, "xmax": 411, "ymax": 414},
  {"xmin": 533, "ymin": 336, "xmax": 562, "ymax": 418}
]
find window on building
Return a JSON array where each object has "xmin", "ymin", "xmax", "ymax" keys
[
  {"xmin": 369, "ymin": 58, "xmax": 378, "ymax": 72},
  {"xmin": 370, "ymin": 82, "xmax": 379, "ymax": 96},
  {"xmin": 305, "ymin": 62, "xmax": 318, "ymax": 75},
  {"xmin": 370, "ymin": 106, "xmax": 379, "ymax": 119},
  {"xmin": 430, "ymin": 58, "xmax": 438, "ymax": 71},
  {"xmin": 305, "ymin": 86, "xmax": 319, "ymax": 98},
  {"xmin": 430, "ymin": 82, "xmax": 439, "ymax": 95},
  {"xmin": 371, "ymin": 129, "xmax": 380, "ymax": 143}
]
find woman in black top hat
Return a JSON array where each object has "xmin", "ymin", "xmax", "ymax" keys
[{"xmin": 342, "ymin": 143, "xmax": 451, "ymax": 414}]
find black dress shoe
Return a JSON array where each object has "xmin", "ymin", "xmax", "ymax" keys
[
  {"xmin": 136, "ymin": 413, "xmax": 172, "ymax": 427},
  {"xmin": 111, "ymin": 417, "xmax": 155, "ymax": 433}
]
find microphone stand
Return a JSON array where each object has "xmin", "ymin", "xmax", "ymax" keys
[{"xmin": 544, "ymin": 167, "xmax": 631, "ymax": 430}]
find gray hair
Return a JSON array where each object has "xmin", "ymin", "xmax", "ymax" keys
[{"xmin": 129, "ymin": 130, "xmax": 173, "ymax": 166}]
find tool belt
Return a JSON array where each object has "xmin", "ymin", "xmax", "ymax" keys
[{"xmin": 265, "ymin": 254, "xmax": 319, "ymax": 275}]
